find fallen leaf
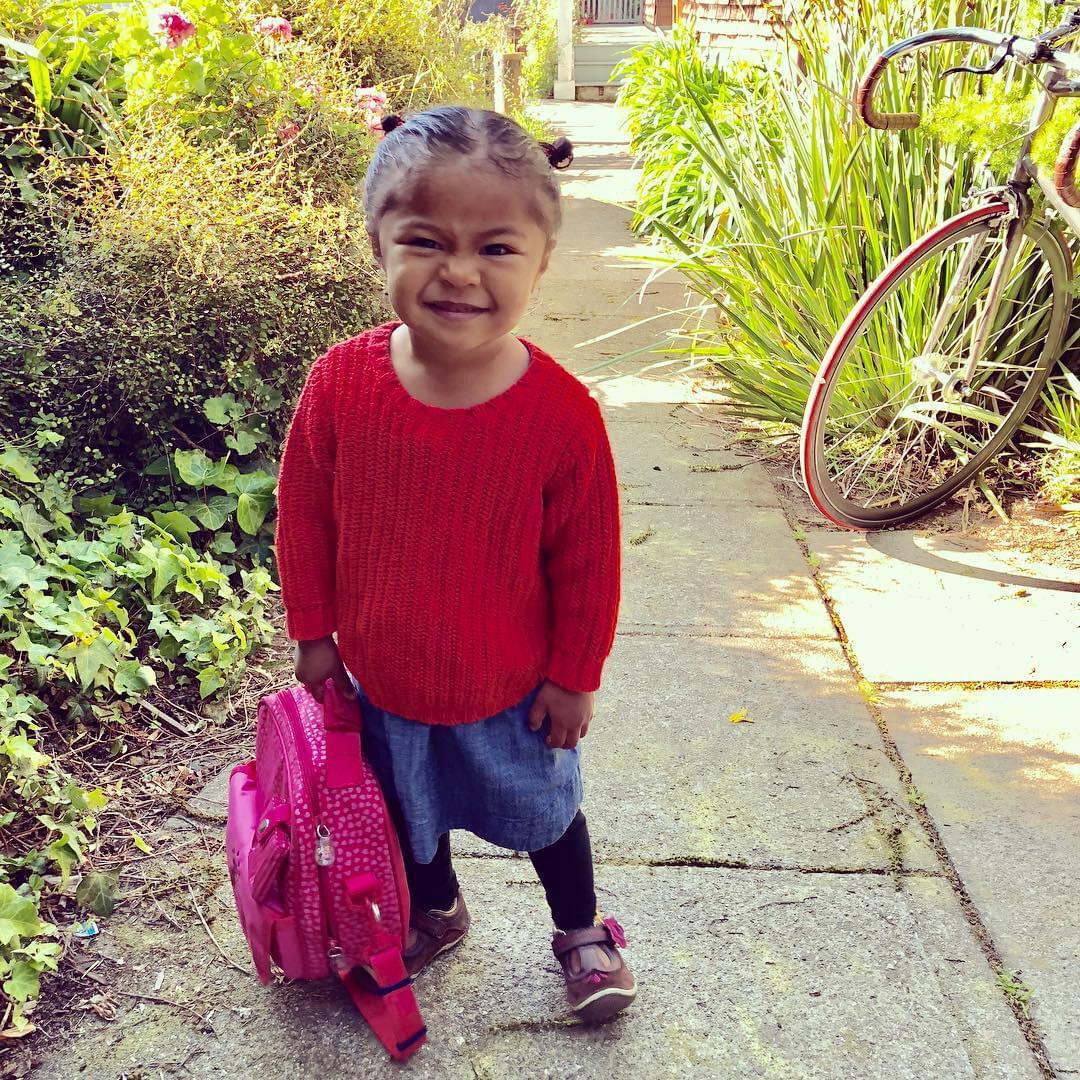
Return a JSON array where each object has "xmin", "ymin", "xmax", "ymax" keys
[
  {"xmin": 131, "ymin": 831, "xmax": 154, "ymax": 855},
  {"xmin": 728, "ymin": 710, "xmax": 754, "ymax": 724}
]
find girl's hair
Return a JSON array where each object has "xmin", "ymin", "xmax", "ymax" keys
[{"xmin": 364, "ymin": 106, "xmax": 574, "ymax": 239}]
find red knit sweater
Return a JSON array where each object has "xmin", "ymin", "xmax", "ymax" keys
[{"xmin": 275, "ymin": 323, "xmax": 621, "ymax": 725}]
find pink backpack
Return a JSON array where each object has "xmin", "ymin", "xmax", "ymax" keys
[{"xmin": 225, "ymin": 681, "xmax": 426, "ymax": 1061}]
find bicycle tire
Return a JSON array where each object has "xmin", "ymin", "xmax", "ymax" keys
[{"xmin": 801, "ymin": 203, "xmax": 1071, "ymax": 530}]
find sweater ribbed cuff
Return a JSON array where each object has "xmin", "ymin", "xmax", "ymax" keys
[
  {"xmin": 545, "ymin": 650, "xmax": 605, "ymax": 694},
  {"xmin": 285, "ymin": 602, "xmax": 337, "ymax": 642}
]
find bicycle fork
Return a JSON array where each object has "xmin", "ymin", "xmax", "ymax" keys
[{"xmin": 915, "ymin": 198, "xmax": 1030, "ymax": 399}]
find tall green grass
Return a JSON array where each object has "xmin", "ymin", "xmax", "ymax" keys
[{"xmin": 616, "ymin": 0, "xmax": 1062, "ymax": 427}]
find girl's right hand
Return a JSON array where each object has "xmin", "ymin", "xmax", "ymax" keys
[{"xmin": 294, "ymin": 636, "xmax": 356, "ymax": 703}]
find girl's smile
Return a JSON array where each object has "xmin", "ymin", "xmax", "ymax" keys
[{"xmin": 372, "ymin": 160, "xmax": 551, "ymax": 366}]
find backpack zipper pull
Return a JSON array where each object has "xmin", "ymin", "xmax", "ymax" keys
[{"xmin": 314, "ymin": 823, "xmax": 335, "ymax": 866}]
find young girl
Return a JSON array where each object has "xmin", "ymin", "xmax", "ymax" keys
[{"xmin": 275, "ymin": 105, "xmax": 635, "ymax": 1023}]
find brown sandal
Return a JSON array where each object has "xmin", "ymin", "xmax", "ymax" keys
[
  {"xmin": 552, "ymin": 917, "xmax": 636, "ymax": 1022},
  {"xmin": 404, "ymin": 891, "xmax": 470, "ymax": 977}
]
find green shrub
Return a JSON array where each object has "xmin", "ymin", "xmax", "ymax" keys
[
  {"xmin": 515, "ymin": 0, "xmax": 557, "ymax": 99},
  {"xmin": 0, "ymin": 122, "xmax": 384, "ymax": 486},
  {"xmin": 616, "ymin": 22, "xmax": 777, "ymax": 236},
  {"xmin": 0, "ymin": 441, "xmax": 276, "ymax": 1029}
]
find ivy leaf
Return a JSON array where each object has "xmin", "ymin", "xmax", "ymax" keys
[
  {"xmin": 211, "ymin": 532, "xmax": 237, "ymax": 555},
  {"xmin": 0, "ymin": 448, "xmax": 40, "ymax": 484},
  {"xmin": 144, "ymin": 456, "xmax": 172, "ymax": 477},
  {"xmin": 197, "ymin": 666, "xmax": 225, "ymax": 699},
  {"xmin": 210, "ymin": 463, "xmax": 240, "ymax": 493},
  {"xmin": 59, "ymin": 637, "xmax": 116, "ymax": 690},
  {"xmin": 112, "ymin": 660, "xmax": 156, "ymax": 699},
  {"xmin": 236, "ymin": 492, "xmax": 273, "ymax": 535},
  {"xmin": 151, "ymin": 510, "xmax": 199, "ymax": 544},
  {"xmin": 3, "ymin": 961, "xmax": 41, "ymax": 1003},
  {"xmin": 73, "ymin": 493, "xmax": 120, "ymax": 517},
  {"xmin": 232, "ymin": 470, "xmax": 276, "ymax": 496},
  {"xmin": 151, "ymin": 547, "xmax": 182, "ymax": 598},
  {"xmin": 17, "ymin": 502, "xmax": 54, "ymax": 552},
  {"xmin": 75, "ymin": 871, "xmax": 119, "ymax": 917},
  {"xmin": 189, "ymin": 495, "xmax": 237, "ymax": 531},
  {"xmin": 0, "ymin": 884, "xmax": 49, "ymax": 946},
  {"xmin": 173, "ymin": 449, "xmax": 223, "ymax": 489}
]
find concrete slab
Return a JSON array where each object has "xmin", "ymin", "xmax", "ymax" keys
[
  {"xmin": 881, "ymin": 688, "xmax": 1080, "ymax": 1074},
  {"xmin": 808, "ymin": 530, "xmax": 1080, "ymax": 682},
  {"xmin": 606, "ymin": 412, "xmax": 774, "ymax": 507},
  {"xmin": 622, "ymin": 503, "xmax": 837, "ymax": 639},
  {"xmin": 39, "ymin": 863, "xmax": 1040, "ymax": 1079},
  {"xmin": 455, "ymin": 634, "xmax": 938, "ymax": 872}
]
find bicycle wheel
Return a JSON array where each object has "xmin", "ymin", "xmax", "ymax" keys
[{"xmin": 801, "ymin": 203, "xmax": 1071, "ymax": 530}]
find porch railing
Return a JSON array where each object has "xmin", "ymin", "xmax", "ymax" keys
[{"xmin": 580, "ymin": 0, "xmax": 642, "ymax": 23}]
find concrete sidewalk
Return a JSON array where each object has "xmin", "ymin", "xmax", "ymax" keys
[{"xmin": 36, "ymin": 102, "xmax": 1076, "ymax": 1079}]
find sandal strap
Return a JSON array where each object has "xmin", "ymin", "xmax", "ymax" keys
[{"xmin": 552, "ymin": 924, "xmax": 613, "ymax": 960}]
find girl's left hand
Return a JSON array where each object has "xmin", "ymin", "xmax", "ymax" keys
[{"xmin": 528, "ymin": 680, "xmax": 594, "ymax": 750}]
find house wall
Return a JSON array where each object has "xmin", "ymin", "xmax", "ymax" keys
[{"xmin": 678, "ymin": 0, "xmax": 778, "ymax": 56}]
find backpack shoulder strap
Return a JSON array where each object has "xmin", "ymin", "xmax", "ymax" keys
[{"xmin": 341, "ymin": 947, "xmax": 426, "ymax": 1061}]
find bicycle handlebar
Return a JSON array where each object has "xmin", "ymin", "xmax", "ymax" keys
[
  {"xmin": 857, "ymin": 22, "xmax": 1080, "ymax": 210},
  {"xmin": 856, "ymin": 27, "xmax": 1032, "ymax": 131},
  {"xmin": 1055, "ymin": 124, "xmax": 1080, "ymax": 207}
]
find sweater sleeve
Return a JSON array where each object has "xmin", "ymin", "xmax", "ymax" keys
[
  {"xmin": 540, "ymin": 398, "xmax": 621, "ymax": 692},
  {"xmin": 276, "ymin": 349, "xmax": 339, "ymax": 641}
]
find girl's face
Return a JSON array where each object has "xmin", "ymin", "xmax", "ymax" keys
[{"xmin": 371, "ymin": 159, "xmax": 552, "ymax": 359}]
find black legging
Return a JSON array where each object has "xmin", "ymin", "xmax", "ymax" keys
[{"xmin": 398, "ymin": 811, "xmax": 597, "ymax": 932}]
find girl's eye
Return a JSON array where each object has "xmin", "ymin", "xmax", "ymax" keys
[{"xmin": 483, "ymin": 244, "xmax": 514, "ymax": 256}]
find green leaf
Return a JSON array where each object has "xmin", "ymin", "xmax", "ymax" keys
[
  {"xmin": 232, "ymin": 470, "xmax": 276, "ymax": 496},
  {"xmin": 203, "ymin": 394, "xmax": 243, "ymax": 425},
  {"xmin": 75, "ymin": 871, "xmax": 119, "ymax": 917},
  {"xmin": 144, "ymin": 456, "xmax": 173, "ymax": 477},
  {"xmin": 73, "ymin": 494, "xmax": 120, "ymax": 518},
  {"xmin": 151, "ymin": 548, "xmax": 182, "ymax": 598},
  {"xmin": 0, "ymin": 447, "xmax": 40, "ymax": 484},
  {"xmin": 189, "ymin": 495, "xmax": 237, "ymax": 531},
  {"xmin": 59, "ymin": 637, "xmax": 116, "ymax": 690},
  {"xmin": 112, "ymin": 660, "xmax": 156, "ymax": 698},
  {"xmin": 17, "ymin": 502, "xmax": 55, "ymax": 551},
  {"xmin": 3, "ymin": 961, "xmax": 41, "ymax": 1003},
  {"xmin": 211, "ymin": 532, "xmax": 237, "ymax": 554},
  {"xmin": 225, "ymin": 430, "xmax": 258, "ymax": 456},
  {"xmin": 131, "ymin": 831, "xmax": 153, "ymax": 855},
  {"xmin": 0, "ymin": 884, "xmax": 49, "ymax": 946},
  {"xmin": 173, "ymin": 449, "xmax": 232, "ymax": 489},
  {"xmin": 151, "ymin": 510, "xmax": 199, "ymax": 544},
  {"xmin": 236, "ymin": 492, "xmax": 273, "ymax": 535},
  {"xmin": 197, "ymin": 666, "xmax": 225, "ymax": 698}
]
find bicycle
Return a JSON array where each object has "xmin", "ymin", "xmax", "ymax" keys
[{"xmin": 799, "ymin": 2, "xmax": 1080, "ymax": 530}]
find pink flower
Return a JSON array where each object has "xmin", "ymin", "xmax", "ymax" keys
[
  {"xmin": 149, "ymin": 6, "xmax": 196, "ymax": 48},
  {"xmin": 255, "ymin": 15, "xmax": 293, "ymax": 40},
  {"xmin": 278, "ymin": 120, "xmax": 301, "ymax": 143}
]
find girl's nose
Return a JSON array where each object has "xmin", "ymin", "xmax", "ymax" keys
[{"xmin": 439, "ymin": 254, "xmax": 480, "ymax": 288}]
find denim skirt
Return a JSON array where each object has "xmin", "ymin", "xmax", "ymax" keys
[{"xmin": 355, "ymin": 682, "xmax": 583, "ymax": 864}]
